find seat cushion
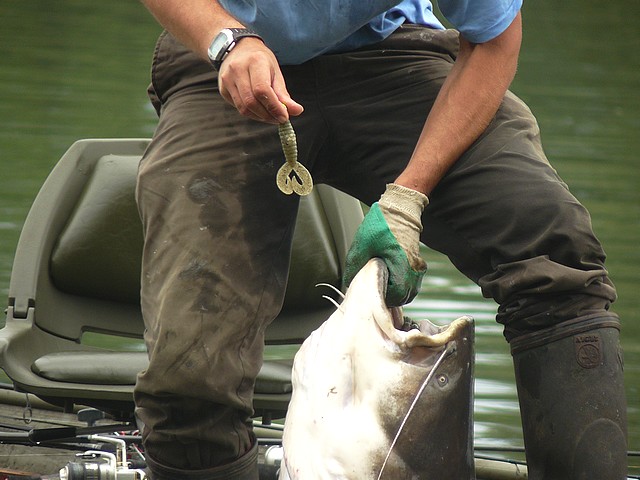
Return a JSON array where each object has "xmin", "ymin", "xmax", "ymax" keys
[
  {"xmin": 32, "ymin": 351, "xmax": 147, "ymax": 385},
  {"xmin": 32, "ymin": 351, "xmax": 292, "ymax": 394}
]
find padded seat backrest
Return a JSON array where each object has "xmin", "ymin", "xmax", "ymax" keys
[
  {"xmin": 50, "ymin": 156, "xmax": 143, "ymax": 305},
  {"xmin": 42, "ymin": 148, "xmax": 359, "ymax": 341}
]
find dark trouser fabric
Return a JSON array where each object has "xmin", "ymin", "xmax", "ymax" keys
[{"xmin": 134, "ymin": 25, "xmax": 617, "ymax": 471}]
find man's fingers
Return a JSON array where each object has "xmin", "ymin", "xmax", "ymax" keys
[
  {"xmin": 246, "ymin": 70, "xmax": 286, "ymax": 122},
  {"xmin": 273, "ymin": 73, "xmax": 304, "ymax": 118},
  {"xmin": 218, "ymin": 50, "xmax": 278, "ymax": 123},
  {"xmin": 218, "ymin": 45, "xmax": 303, "ymax": 124}
]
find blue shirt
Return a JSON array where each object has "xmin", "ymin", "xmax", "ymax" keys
[{"xmin": 218, "ymin": 0, "xmax": 522, "ymax": 65}]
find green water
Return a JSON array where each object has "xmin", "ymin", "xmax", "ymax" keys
[{"xmin": 1, "ymin": 0, "xmax": 638, "ymax": 470}]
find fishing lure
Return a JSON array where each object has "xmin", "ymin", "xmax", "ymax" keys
[{"xmin": 276, "ymin": 119, "xmax": 313, "ymax": 196}]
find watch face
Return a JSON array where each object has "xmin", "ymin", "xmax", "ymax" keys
[{"xmin": 208, "ymin": 29, "xmax": 234, "ymax": 62}]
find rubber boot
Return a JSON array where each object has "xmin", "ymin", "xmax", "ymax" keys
[
  {"xmin": 145, "ymin": 441, "xmax": 259, "ymax": 480},
  {"xmin": 511, "ymin": 315, "xmax": 627, "ymax": 479}
]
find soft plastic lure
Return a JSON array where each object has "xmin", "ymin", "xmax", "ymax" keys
[{"xmin": 276, "ymin": 120, "xmax": 313, "ymax": 196}]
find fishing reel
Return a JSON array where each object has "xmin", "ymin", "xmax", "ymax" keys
[
  {"xmin": 59, "ymin": 435, "xmax": 147, "ymax": 480},
  {"xmin": 260, "ymin": 445, "xmax": 283, "ymax": 479}
]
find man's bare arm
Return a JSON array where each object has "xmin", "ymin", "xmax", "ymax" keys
[
  {"xmin": 140, "ymin": 0, "xmax": 241, "ymax": 58},
  {"xmin": 396, "ymin": 12, "xmax": 522, "ymax": 196}
]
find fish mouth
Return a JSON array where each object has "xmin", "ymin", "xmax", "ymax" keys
[
  {"xmin": 372, "ymin": 259, "xmax": 407, "ymax": 329},
  {"xmin": 373, "ymin": 258, "xmax": 389, "ymax": 295},
  {"xmin": 363, "ymin": 258, "xmax": 473, "ymax": 354}
]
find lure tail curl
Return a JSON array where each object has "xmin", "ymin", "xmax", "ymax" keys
[{"xmin": 276, "ymin": 120, "xmax": 313, "ymax": 196}]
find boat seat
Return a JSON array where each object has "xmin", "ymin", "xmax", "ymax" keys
[
  {"xmin": 31, "ymin": 351, "xmax": 293, "ymax": 394},
  {"xmin": 0, "ymin": 139, "xmax": 363, "ymax": 420}
]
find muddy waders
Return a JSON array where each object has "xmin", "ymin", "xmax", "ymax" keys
[
  {"xmin": 145, "ymin": 441, "xmax": 258, "ymax": 480},
  {"xmin": 511, "ymin": 315, "xmax": 627, "ymax": 479}
]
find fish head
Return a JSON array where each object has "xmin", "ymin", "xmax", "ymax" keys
[
  {"xmin": 341, "ymin": 259, "xmax": 475, "ymax": 478},
  {"xmin": 282, "ymin": 258, "xmax": 475, "ymax": 479}
]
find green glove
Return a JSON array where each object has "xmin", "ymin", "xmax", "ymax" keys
[{"xmin": 343, "ymin": 183, "xmax": 429, "ymax": 306}]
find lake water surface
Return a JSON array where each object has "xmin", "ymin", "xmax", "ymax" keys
[{"xmin": 1, "ymin": 0, "xmax": 638, "ymax": 472}]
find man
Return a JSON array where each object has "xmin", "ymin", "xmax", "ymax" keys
[{"xmin": 135, "ymin": 1, "xmax": 627, "ymax": 478}]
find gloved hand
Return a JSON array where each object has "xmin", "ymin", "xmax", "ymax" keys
[{"xmin": 343, "ymin": 183, "xmax": 429, "ymax": 306}]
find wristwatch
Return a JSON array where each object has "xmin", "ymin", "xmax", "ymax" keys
[{"xmin": 207, "ymin": 28, "xmax": 262, "ymax": 70}]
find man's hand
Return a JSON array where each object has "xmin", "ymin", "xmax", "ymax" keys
[
  {"xmin": 218, "ymin": 38, "xmax": 304, "ymax": 124},
  {"xmin": 343, "ymin": 183, "xmax": 429, "ymax": 306},
  {"xmin": 140, "ymin": 0, "xmax": 303, "ymax": 124}
]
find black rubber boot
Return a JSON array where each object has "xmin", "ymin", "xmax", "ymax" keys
[
  {"xmin": 511, "ymin": 315, "xmax": 627, "ymax": 479},
  {"xmin": 145, "ymin": 441, "xmax": 259, "ymax": 480}
]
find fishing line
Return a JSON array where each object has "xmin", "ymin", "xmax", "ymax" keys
[{"xmin": 376, "ymin": 344, "xmax": 453, "ymax": 480}]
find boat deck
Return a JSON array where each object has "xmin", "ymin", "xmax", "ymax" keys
[{"xmin": 1, "ymin": 388, "xmax": 637, "ymax": 480}]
